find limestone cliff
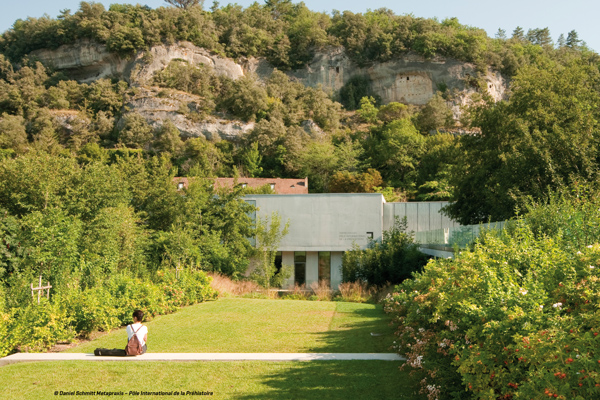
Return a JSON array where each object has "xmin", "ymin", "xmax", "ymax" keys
[
  {"xmin": 30, "ymin": 40, "xmax": 243, "ymax": 84},
  {"xmin": 126, "ymin": 87, "xmax": 254, "ymax": 141},
  {"xmin": 282, "ymin": 47, "xmax": 506, "ymax": 105},
  {"xmin": 30, "ymin": 41, "xmax": 508, "ymax": 131}
]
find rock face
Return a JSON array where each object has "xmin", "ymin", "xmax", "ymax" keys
[
  {"xmin": 30, "ymin": 41, "xmax": 508, "ymax": 129},
  {"xmin": 131, "ymin": 42, "xmax": 244, "ymax": 84},
  {"xmin": 287, "ymin": 47, "xmax": 507, "ymax": 105},
  {"xmin": 30, "ymin": 41, "xmax": 244, "ymax": 84},
  {"xmin": 30, "ymin": 41, "xmax": 129, "ymax": 83},
  {"xmin": 126, "ymin": 87, "xmax": 254, "ymax": 141}
]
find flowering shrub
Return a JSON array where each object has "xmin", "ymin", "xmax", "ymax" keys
[{"xmin": 384, "ymin": 221, "xmax": 600, "ymax": 399}]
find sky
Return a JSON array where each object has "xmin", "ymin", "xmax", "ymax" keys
[{"xmin": 1, "ymin": 0, "xmax": 598, "ymax": 52}]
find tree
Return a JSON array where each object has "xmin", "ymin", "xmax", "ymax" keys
[
  {"xmin": 118, "ymin": 113, "xmax": 153, "ymax": 149},
  {"xmin": 329, "ymin": 168, "xmax": 382, "ymax": 193},
  {"xmin": 357, "ymin": 96, "xmax": 378, "ymax": 123},
  {"xmin": 566, "ymin": 30, "xmax": 581, "ymax": 49},
  {"xmin": 153, "ymin": 120, "xmax": 183, "ymax": 155},
  {"xmin": 251, "ymin": 212, "xmax": 290, "ymax": 290},
  {"xmin": 511, "ymin": 26, "xmax": 525, "ymax": 41},
  {"xmin": 293, "ymin": 140, "xmax": 339, "ymax": 192},
  {"xmin": 339, "ymin": 75, "xmax": 373, "ymax": 110},
  {"xmin": 219, "ymin": 76, "xmax": 268, "ymax": 122},
  {"xmin": 526, "ymin": 27, "xmax": 552, "ymax": 47},
  {"xmin": 445, "ymin": 59, "xmax": 600, "ymax": 224},
  {"xmin": 366, "ymin": 118, "xmax": 426, "ymax": 189},
  {"xmin": 377, "ymin": 102, "xmax": 413, "ymax": 123},
  {"xmin": 341, "ymin": 217, "xmax": 428, "ymax": 286},
  {"xmin": 415, "ymin": 93, "xmax": 453, "ymax": 133},
  {"xmin": 416, "ymin": 133, "xmax": 458, "ymax": 201},
  {"xmin": 241, "ymin": 142, "xmax": 263, "ymax": 177},
  {"xmin": 0, "ymin": 114, "xmax": 28, "ymax": 152},
  {"xmin": 164, "ymin": 0, "xmax": 204, "ymax": 10},
  {"xmin": 81, "ymin": 204, "xmax": 146, "ymax": 275}
]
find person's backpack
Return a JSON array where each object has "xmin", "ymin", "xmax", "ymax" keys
[{"xmin": 126, "ymin": 324, "xmax": 144, "ymax": 356}]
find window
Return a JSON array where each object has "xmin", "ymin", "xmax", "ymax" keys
[
  {"xmin": 241, "ymin": 183, "xmax": 247, "ymax": 188},
  {"xmin": 275, "ymin": 252, "xmax": 282, "ymax": 275},
  {"xmin": 318, "ymin": 252, "xmax": 330, "ymax": 284},
  {"xmin": 336, "ymin": 66, "xmax": 340, "ymax": 73},
  {"xmin": 270, "ymin": 183, "xmax": 275, "ymax": 190},
  {"xmin": 367, "ymin": 232, "xmax": 374, "ymax": 240},
  {"xmin": 294, "ymin": 252, "xmax": 306, "ymax": 286},
  {"xmin": 177, "ymin": 182, "xmax": 184, "ymax": 190}
]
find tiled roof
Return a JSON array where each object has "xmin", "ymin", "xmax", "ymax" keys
[{"xmin": 174, "ymin": 177, "xmax": 309, "ymax": 194}]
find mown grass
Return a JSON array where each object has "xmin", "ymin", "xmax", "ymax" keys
[
  {"xmin": 1, "ymin": 299, "xmax": 419, "ymax": 400},
  {"xmin": 0, "ymin": 360, "xmax": 423, "ymax": 400},
  {"xmin": 67, "ymin": 298, "xmax": 396, "ymax": 353}
]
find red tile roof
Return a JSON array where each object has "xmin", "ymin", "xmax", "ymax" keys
[{"xmin": 174, "ymin": 177, "xmax": 309, "ymax": 194}]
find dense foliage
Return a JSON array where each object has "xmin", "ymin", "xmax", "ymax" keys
[
  {"xmin": 2, "ymin": 1, "xmax": 598, "ymax": 208},
  {"xmin": 0, "ymin": 150, "xmax": 259, "ymax": 356},
  {"xmin": 384, "ymin": 192, "xmax": 600, "ymax": 399},
  {"xmin": 445, "ymin": 57, "xmax": 600, "ymax": 224},
  {"xmin": 2, "ymin": 2, "xmax": 595, "ymax": 75},
  {"xmin": 342, "ymin": 217, "xmax": 429, "ymax": 286}
]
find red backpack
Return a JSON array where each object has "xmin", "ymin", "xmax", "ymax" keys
[{"xmin": 126, "ymin": 325, "xmax": 144, "ymax": 356}]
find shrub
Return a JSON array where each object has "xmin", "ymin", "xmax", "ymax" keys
[
  {"xmin": 7, "ymin": 299, "xmax": 74, "ymax": 352},
  {"xmin": 281, "ymin": 283, "xmax": 309, "ymax": 300},
  {"xmin": 0, "ymin": 269, "xmax": 216, "ymax": 356},
  {"xmin": 207, "ymin": 272, "xmax": 261, "ymax": 297},
  {"xmin": 309, "ymin": 280, "xmax": 333, "ymax": 301},
  {"xmin": 59, "ymin": 286, "xmax": 121, "ymax": 336},
  {"xmin": 342, "ymin": 217, "xmax": 429, "ymax": 286},
  {"xmin": 384, "ymin": 218, "xmax": 600, "ymax": 400},
  {"xmin": 338, "ymin": 281, "xmax": 374, "ymax": 303}
]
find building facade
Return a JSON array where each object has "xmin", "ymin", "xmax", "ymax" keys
[{"xmin": 244, "ymin": 194, "xmax": 457, "ymax": 289}]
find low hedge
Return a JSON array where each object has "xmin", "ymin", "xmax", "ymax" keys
[{"xmin": 0, "ymin": 269, "xmax": 216, "ymax": 357}]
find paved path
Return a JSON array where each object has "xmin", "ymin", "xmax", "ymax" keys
[{"xmin": 0, "ymin": 353, "xmax": 404, "ymax": 366}]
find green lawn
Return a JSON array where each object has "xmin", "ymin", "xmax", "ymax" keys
[
  {"xmin": 1, "ymin": 299, "xmax": 421, "ymax": 399},
  {"xmin": 67, "ymin": 298, "xmax": 396, "ymax": 353},
  {"xmin": 0, "ymin": 361, "xmax": 423, "ymax": 400}
]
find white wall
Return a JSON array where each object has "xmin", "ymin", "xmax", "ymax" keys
[{"xmin": 245, "ymin": 194, "xmax": 385, "ymax": 252}]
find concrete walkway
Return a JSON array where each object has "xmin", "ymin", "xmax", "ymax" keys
[{"xmin": 0, "ymin": 353, "xmax": 404, "ymax": 366}]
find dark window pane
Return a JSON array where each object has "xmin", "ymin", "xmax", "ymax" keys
[
  {"xmin": 275, "ymin": 251, "xmax": 282, "ymax": 274},
  {"xmin": 294, "ymin": 251, "xmax": 306, "ymax": 286},
  {"xmin": 318, "ymin": 251, "xmax": 331, "ymax": 283}
]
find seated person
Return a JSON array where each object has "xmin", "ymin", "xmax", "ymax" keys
[
  {"xmin": 126, "ymin": 309, "xmax": 148, "ymax": 355},
  {"xmin": 94, "ymin": 309, "xmax": 148, "ymax": 356}
]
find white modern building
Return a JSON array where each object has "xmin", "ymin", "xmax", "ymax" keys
[{"xmin": 244, "ymin": 194, "xmax": 459, "ymax": 289}]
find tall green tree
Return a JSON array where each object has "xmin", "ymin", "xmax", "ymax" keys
[
  {"xmin": 445, "ymin": 59, "xmax": 600, "ymax": 224},
  {"xmin": 251, "ymin": 212, "xmax": 290, "ymax": 290},
  {"xmin": 365, "ymin": 118, "xmax": 426, "ymax": 189}
]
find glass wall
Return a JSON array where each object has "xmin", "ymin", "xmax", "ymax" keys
[
  {"xmin": 318, "ymin": 252, "xmax": 330, "ymax": 284},
  {"xmin": 294, "ymin": 252, "xmax": 306, "ymax": 286}
]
